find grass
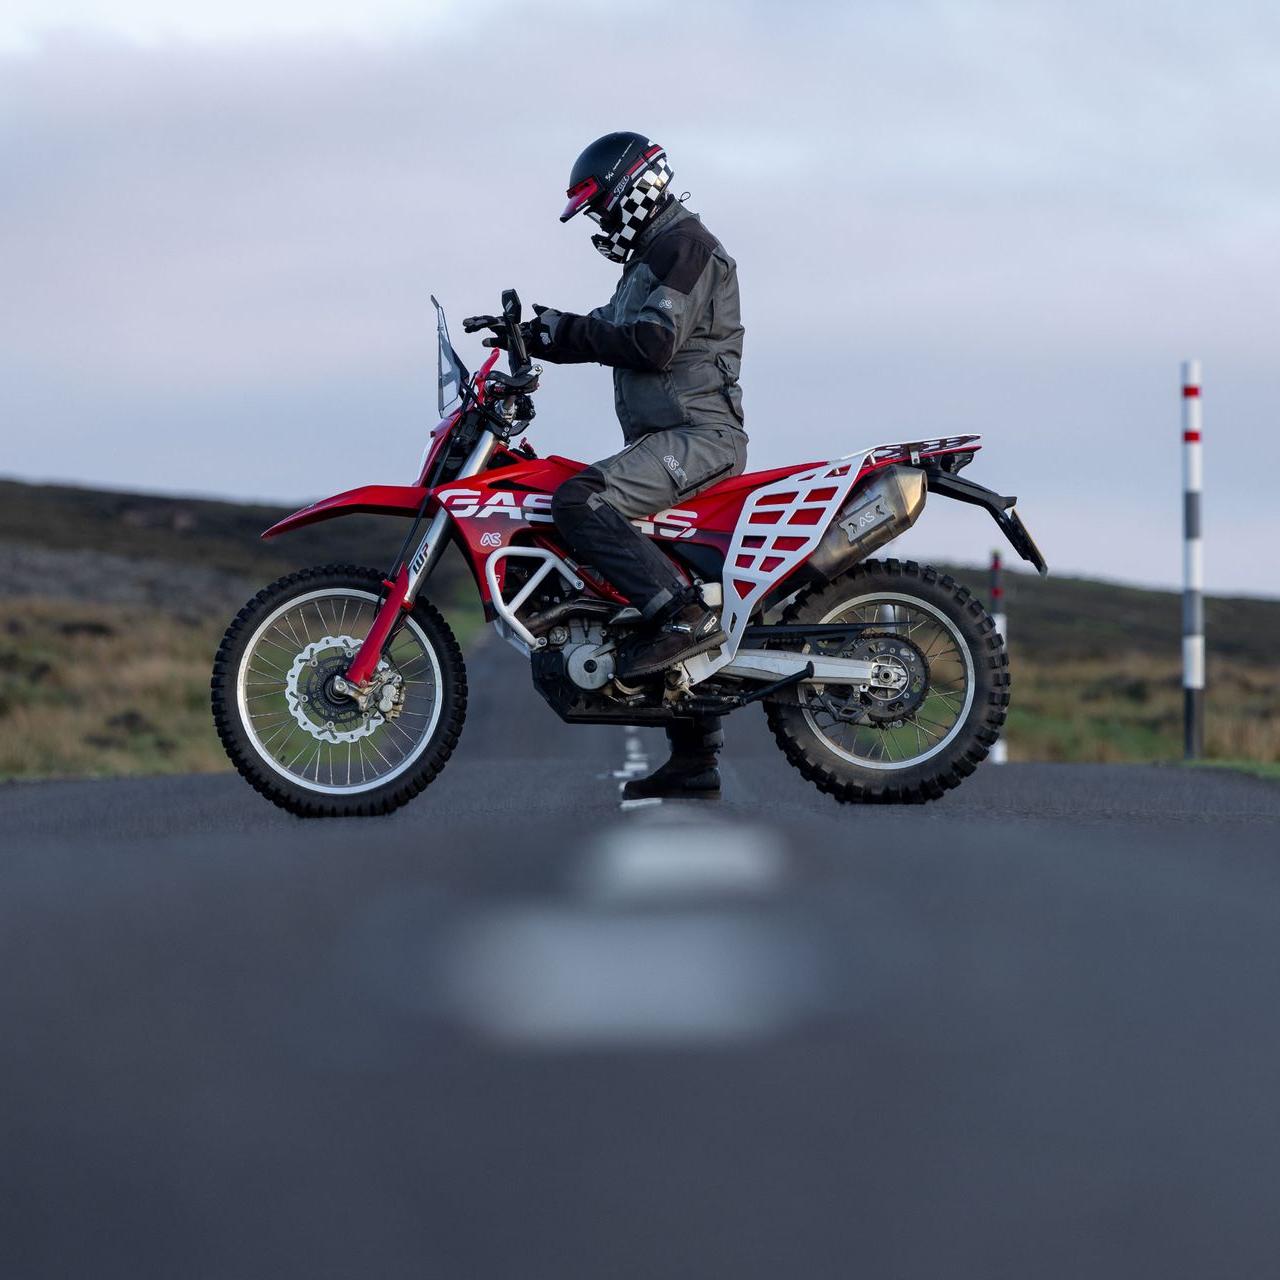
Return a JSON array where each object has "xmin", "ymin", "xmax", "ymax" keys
[
  {"xmin": 0, "ymin": 594, "xmax": 483, "ymax": 781},
  {"xmin": 1, "ymin": 476, "xmax": 1277, "ymax": 779},
  {"xmin": 1003, "ymin": 651, "xmax": 1280, "ymax": 765},
  {"xmin": 0, "ymin": 600, "xmax": 228, "ymax": 778},
  {"xmin": 3, "ymin": 594, "xmax": 1273, "ymax": 781},
  {"xmin": 1186, "ymin": 759, "xmax": 1280, "ymax": 782}
]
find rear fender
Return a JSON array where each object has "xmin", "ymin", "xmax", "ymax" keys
[
  {"xmin": 924, "ymin": 470, "xmax": 1049, "ymax": 575},
  {"xmin": 261, "ymin": 485, "xmax": 431, "ymax": 540}
]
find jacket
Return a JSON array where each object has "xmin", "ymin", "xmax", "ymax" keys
[{"xmin": 538, "ymin": 200, "xmax": 746, "ymax": 444}]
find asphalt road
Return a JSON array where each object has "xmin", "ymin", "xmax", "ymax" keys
[{"xmin": 3, "ymin": 638, "xmax": 1280, "ymax": 1278}]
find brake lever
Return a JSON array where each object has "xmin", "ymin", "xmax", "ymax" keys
[{"xmin": 461, "ymin": 314, "xmax": 502, "ymax": 334}]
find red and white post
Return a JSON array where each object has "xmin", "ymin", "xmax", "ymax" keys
[
  {"xmin": 990, "ymin": 549, "xmax": 1007, "ymax": 764},
  {"xmin": 1181, "ymin": 360, "xmax": 1204, "ymax": 759}
]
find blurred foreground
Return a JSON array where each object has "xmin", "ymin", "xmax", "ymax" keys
[{"xmin": 4, "ymin": 751, "xmax": 1280, "ymax": 1277}]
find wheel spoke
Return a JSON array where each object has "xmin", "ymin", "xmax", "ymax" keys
[
  {"xmin": 794, "ymin": 589, "xmax": 975, "ymax": 770},
  {"xmin": 236, "ymin": 585, "xmax": 445, "ymax": 795}
]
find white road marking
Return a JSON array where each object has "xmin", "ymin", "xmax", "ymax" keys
[
  {"xmin": 616, "ymin": 727, "xmax": 656, "ymax": 808},
  {"xmin": 579, "ymin": 816, "xmax": 787, "ymax": 903}
]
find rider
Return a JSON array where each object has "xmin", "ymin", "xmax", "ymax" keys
[{"xmin": 484, "ymin": 131, "xmax": 747, "ymax": 801}]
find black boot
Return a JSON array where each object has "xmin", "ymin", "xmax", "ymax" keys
[
  {"xmin": 621, "ymin": 717, "xmax": 724, "ymax": 801},
  {"xmin": 622, "ymin": 754, "xmax": 721, "ymax": 801},
  {"xmin": 617, "ymin": 597, "xmax": 726, "ymax": 680}
]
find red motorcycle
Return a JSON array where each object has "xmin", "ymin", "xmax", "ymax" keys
[{"xmin": 212, "ymin": 291, "xmax": 1046, "ymax": 816}]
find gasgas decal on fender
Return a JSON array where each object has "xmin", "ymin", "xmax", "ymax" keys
[
  {"xmin": 439, "ymin": 489, "xmax": 697, "ymax": 539},
  {"xmin": 438, "ymin": 489, "xmax": 555, "ymax": 522}
]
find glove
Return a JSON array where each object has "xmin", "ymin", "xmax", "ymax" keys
[
  {"xmin": 482, "ymin": 305, "xmax": 562, "ymax": 356},
  {"xmin": 524, "ymin": 304, "xmax": 561, "ymax": 355}
]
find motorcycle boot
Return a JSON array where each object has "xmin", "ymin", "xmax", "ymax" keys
[
  {"xmin": 615, "ymin": 590, "xmax": 726, "ymax": 681},
  {"xmin": 622, "ymin": 718, "xmax": 723, "ymax": 801}
]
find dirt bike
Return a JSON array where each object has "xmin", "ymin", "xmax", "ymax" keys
[{"xmin": 212, "ymin": 290, "xmax": 1047, "ymax": 816}]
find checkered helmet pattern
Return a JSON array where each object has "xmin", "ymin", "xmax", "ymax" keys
[{"xmin": 589, "ymin": 155, "xmax": 674, "ymax": 264}]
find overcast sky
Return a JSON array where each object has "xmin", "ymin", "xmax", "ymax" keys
[{"xmin": 2, "ymin": 0, "xmax": 1277, "ymax": 594}]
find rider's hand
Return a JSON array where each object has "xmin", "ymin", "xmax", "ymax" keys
[
  {"xmin": 525, "ymin": 304, "xmax": 562, "ymax": 354},
  {"xmin": 481, "ymin": 305, "xmax": 562, "ymax": 355}
]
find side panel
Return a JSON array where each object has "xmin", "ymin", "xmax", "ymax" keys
[{"xmin": 429, "ymin": 456, "xmax": 584, "ymax": 607}]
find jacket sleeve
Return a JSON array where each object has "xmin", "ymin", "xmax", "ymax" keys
[{"xmin": 543, "ymin": 229, "xmax": 717, "ymax": 371}]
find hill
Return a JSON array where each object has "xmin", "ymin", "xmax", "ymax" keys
[{"xmin": 0, "ymin": 476, "xmax": 1276, "ymax": 775}]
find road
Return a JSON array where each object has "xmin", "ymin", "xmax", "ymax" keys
[{"xmin": 3, "ymin": 639, "xmax": 1280, "ymax": 1278}]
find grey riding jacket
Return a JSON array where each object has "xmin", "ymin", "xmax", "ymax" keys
[{"xmin": 537, "ymin": 200, "xmax": 747, "ymax": 444}]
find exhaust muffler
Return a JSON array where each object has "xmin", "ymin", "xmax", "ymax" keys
[{"xmin": 802, "ymin": 464, "xmax": 927, "ymax": 585}]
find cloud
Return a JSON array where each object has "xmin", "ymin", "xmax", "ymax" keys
[{"xmin": 1, "ymin": 0, "xmax": 1278, "ymax": 591}]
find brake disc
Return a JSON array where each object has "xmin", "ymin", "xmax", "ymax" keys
[{"xmin": 285, "ymin": 635, "xmax": 382, "ymax": 744}]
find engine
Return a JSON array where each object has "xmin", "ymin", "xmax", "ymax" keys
[{"xmin": 550, "ymin": 619, "xmax": 616, "ymax": 691}]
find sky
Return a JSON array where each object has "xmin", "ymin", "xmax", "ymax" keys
[{"xmin": 2, "ymin": 0, "xmax": 1278, "ymax": 594}]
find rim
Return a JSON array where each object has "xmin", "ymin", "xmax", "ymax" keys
[
  {"xmin": 799, "ymin": 591, "xmax": 975, "ymax": 772},
  {"xmin": 235, "ymin": 588, "xmax": 444, "ymax": 795}
]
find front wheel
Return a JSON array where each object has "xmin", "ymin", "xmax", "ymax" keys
[
  {"xmin": 211, "ymin": 564, "xmax": 466, "ymax": 816},
  {"xmin": 765, "ymin": 558, "xmax": 1008, "ymax": 804}
]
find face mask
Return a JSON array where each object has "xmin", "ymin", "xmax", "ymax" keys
[{"xmin": 586, "ymin": 159, "xmax": 673, "ymax": 265}]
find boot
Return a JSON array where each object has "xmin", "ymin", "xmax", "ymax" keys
[
  {"xmin": 622, "ymin": 754, "xmax": 721, "ymax": 801},
  {"xmin": 621, "ymin": 717, "xmax": 723, "ymax": 801},
  {"xmin": 616, "ymin": 597, "xmax": 726, "ymax": 681}
]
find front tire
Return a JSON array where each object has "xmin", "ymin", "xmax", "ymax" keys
[
  {"xmin": 211, "ymin": 565, "xmax": 466, "ymax": 817},
  {"xmin": 765, "ymin": 558, "xmax": 1008, "ymax": 804}
]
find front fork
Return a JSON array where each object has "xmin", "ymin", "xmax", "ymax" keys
[{"xmin": 344, "ymin": 429, "xmax": 499, "ymax": 687}]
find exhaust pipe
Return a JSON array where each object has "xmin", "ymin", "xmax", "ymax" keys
[{"xmin": 802, "ymin": 464, "xmax": 927, "ymax": 586}]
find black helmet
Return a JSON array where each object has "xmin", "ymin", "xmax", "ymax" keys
[{"xmin": 560, "ymin": 131, "xmax": 674, "ymax": 263}]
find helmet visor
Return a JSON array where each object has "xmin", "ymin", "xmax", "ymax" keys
[{"xmin": 560, "ymin": 177, "xmax": 600, "ymax": 223}]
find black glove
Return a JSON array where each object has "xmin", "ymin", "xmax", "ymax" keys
[{"xmin": 482, "ymin": 304, "xmax": 562, "ymax": 355}]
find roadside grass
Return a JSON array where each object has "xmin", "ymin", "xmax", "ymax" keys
[
  {"xmin": 1186, "ymin": 759, "xmax": 1280, "ymax": 782},
  {"xmin": 1004, "ymin": 651, "xmax": 1280, "ymax": 765},
  {"xmin": 1, "ymin": 561, "xmax": 1276, "ymax": 781},
  {"xmin": 0, "ymin": 594, "xmax": 483, "ymax": 780}
]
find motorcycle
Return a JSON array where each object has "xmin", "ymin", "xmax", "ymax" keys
[{"xmin": 212, "ymin": 290, "xmax": 1047, "ymax": 816}]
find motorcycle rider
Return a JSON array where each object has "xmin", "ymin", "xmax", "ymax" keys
[{"xmin": 484, "ymin": 131, "xmax": 746, "ymax": 801}]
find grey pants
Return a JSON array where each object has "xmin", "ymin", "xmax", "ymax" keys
[{"xmin": 550, "ymin": 425, "xmax": 748, "ymax": 620}]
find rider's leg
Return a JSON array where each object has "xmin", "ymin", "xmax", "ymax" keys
[
  {"xmin": 552, "ymin": 428, "xmax": 747, "ymax": 676},
  {"xmin": 551, "ymin": 458, "xmax": 687, "ymax": 621},
  {"xmin": 622, "ymin": 715, "xmax": 724, "ymax": 801}
]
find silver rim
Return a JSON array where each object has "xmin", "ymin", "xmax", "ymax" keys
[
  {"xmin": 799, "ymin": 591, "xmax": 975, "ymax": 771},
  {"xmin": 235, "ymin": 588, "xmax": 444, "ymax": 794}
]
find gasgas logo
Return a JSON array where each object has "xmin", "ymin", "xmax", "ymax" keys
[
  {"xmin": 438, "ymin": 488, "xmax": 697, "ymax": 539},
  {"xmin": 438, "ymin": 488, "xmax": 554, "ymax": 523}
]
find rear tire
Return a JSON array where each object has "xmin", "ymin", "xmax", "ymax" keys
[
  {"xmin": 765, "ymin": 558, "xmax": 1008, "ymax": 804},
  {"xmin": 211, "ymin": 565, "xmax": 467, "ymax": 817}
]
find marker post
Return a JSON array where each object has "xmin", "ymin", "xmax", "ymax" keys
[
  {"xmin": 990, "ymin": 549, "xmax": 1007, "ymax": 764},
  {"xmin": 1182, "ymin": 360, "xmax": 1204, "ymax": 760}
]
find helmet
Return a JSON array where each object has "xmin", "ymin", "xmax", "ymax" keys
[{"xmin": 560, "ymin": 131, "xmax": 674, "ymax": 264}]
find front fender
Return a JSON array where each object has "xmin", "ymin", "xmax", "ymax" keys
[{"xmin": 261, "ymin": 484, "xmax": 431, "ymax": 540}]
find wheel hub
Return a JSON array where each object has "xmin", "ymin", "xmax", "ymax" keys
[
  {"xmin": 285, "ymin": 635, "xmax": 381, "ymax": 744},
  {"xmin": 817, "ymin": 631, "xmax": 930, "ymax": 724}
]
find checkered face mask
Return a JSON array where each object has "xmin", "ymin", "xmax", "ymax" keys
[{"xmin": 587, "ymin": 156, "xmax": 674, "ymax": 264}]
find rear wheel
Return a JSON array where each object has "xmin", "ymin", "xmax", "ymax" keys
[
  {"xmin": 765, "ymin": 558, "xmax": 1008, "ymax": 803},
  {"xmin": 211, "ymin": 565, "xmax": 466, "ymax": 816}
]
